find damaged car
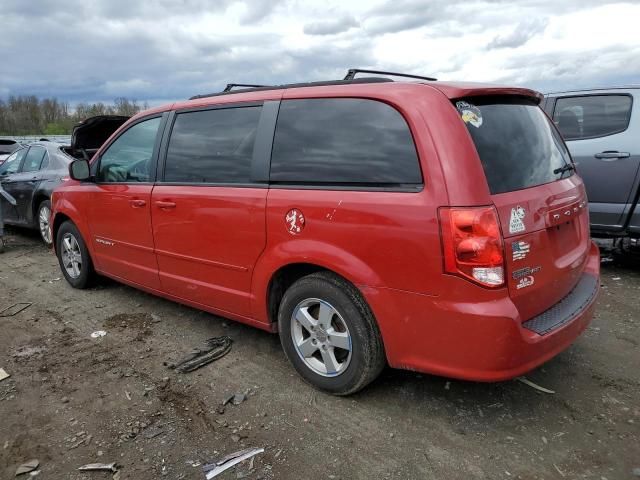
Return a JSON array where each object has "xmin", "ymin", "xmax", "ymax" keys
[{"xmin": 0, "ymin": 116, "xmax": 128, "ymax": 245}]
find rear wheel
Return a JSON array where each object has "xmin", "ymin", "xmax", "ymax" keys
[
  {"xmin": 37, "ymin": 200, "xmax": 53, "ymax": 246},
  {"xmin": 56, "ymin": 221, "xmax": 95, "ymax": 289},
  {"xmin": 278, "ymin": 272, "xmax": 385, "ymax": 395}
]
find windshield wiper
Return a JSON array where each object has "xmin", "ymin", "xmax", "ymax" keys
[{"xmin": 553, "ymin": 163, "xmax": 575, "ymax": 175}]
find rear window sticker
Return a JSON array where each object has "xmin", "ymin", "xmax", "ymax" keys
[
  {"xmin": 456, "ymin": 101, "xmax": 483, "ymax": 128},
  {"xmin": 512, "ymin": 240, "xmax": 530, "ymax": 261},
  {"xmin": 509, "ymin": 206, "xmax": 526, "ymax": 234}
]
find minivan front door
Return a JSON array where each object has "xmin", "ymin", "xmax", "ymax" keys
[
  {"xmin": 553, "ymin": 93, "xmax": 639, "ymax": 230},
  {"xmin": 87, "ymin": 115, "xmax": 164, "ymax": 290}
]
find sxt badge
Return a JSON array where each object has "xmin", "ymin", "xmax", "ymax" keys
[{"xmin": 285, "ymin": 209, "xmax": 305, "ymax": 235}]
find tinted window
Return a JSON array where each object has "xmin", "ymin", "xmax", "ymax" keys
[
  {"xmin": 553, "ymin": 95, "xmax": 632, "ymax": 140},
  {"xmin": 270, "ymin": 98, "xmax": 422, "ymax": 186},
  {"xmin": 98, "ymin": 117, "xmax": 161, "ymax": 182},
  {"xmin": 0, "ymin": 149, "xmax": 27, "ymax": 175},
  {"xmin": 164, "ymin": 106, "xmax": 261, "ymax": 184},
  {"xmin": 21, "ymin": 146, "xmax": 46, "ymax": 172},
  {"xmin": 458, "ymin": 98, "xmax": 573, "ymax": 195}
]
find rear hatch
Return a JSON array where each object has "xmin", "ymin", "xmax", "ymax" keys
[{"xmin": 457, "ymin": 96, "xmax": 590, "ymax": 321}]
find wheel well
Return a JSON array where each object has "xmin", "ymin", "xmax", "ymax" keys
[
  {"xmin": 267, "ymin": 263, "xmax": 329, "ymax": 325},
  {"xmin": 52, "ymin": 212, "xmax": 72, "ymax": 246}
]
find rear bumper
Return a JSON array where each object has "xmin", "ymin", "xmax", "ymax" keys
[{"xmin": 363, "ymin": 241, "xmax": 600, "ymax": 382}]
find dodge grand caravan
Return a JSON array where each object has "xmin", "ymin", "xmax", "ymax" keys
[{"xmin": 51, "ymin": 69, "xmax": 600, "ymax": 395}]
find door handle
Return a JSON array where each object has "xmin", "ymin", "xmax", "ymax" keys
[
  {"xmin": 129, "ymin": 199, "xmax": 146, "ymax": 208},
  {"xmin": 594, "ymin": 151, "xmax": 630, "ymax": 160},
  {"xmin": 155, "ymin": 200, "xmax": 176, "ymax": 209}
]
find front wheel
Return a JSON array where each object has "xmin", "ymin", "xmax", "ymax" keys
[
  {"xmin": 37, "ymin": 200, "xmax": 53, "ymax": 246},
  {"xmin": 56, "ymin": 221, "xmax": 95, "ymax": 289},
  {"xmin": 278, "ymin": 272, "xmax": 386, "ymax": 395}
]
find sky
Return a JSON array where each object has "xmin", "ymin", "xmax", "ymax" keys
[{"xmin": 1, "ymin": 0, "xmax": 639, "ymax": 106}]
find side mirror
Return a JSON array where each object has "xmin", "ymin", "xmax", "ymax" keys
[{"xmin": 69, "ymin": 159, "xmax": 91, "ymax": 181}]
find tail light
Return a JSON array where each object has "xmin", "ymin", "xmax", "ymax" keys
[{"xmin": 439, "ymin": 206, "xmax": 505, "ymax": 288}]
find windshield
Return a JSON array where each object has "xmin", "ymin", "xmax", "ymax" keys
[{"xmin": 456, "ymin": 97, "xmax": 573, "ymax": 194}]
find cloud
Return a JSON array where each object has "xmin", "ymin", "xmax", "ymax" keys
[
  {"xmin": 488, "ymin": 18, "xmax": 549, "ymax": 49},
  {"xmin": 0, "ymin": 0, "xmax": 638, "ymax": 105},
  {"xmin": 304, "ymin": 16, "xmax": 359, "ymax": 35}
]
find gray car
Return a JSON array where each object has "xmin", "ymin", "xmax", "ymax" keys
[
  {"xmin": 543, "ymin": 87, "xmax": 639, "ymax": 244},
  {"xmin": 0, "ymin": 142, "xmax": 73, "ymax": 245}
]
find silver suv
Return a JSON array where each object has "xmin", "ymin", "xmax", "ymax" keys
[{"xmin": 543, "ymin": 87, "xmax": 639, "ymax": 242}]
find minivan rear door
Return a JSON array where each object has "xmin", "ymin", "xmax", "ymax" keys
[
  {"xmin": 456, "ymin": 97, "xmax": 590, "ymax": 321},
  {"xmin": 550, "ymin": 92, "xmax": 639, "ymax": 231}
]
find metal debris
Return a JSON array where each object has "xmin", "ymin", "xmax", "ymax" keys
[
  {"xmin": 142, "ymin": 426, "xmax": 165, "ymax": 439},
  {"xmin": 168, "ymin": 336, "xmax": 233, "ymax": 373},
  {"xmin": 517, "ymin": 376, "xmax": 555, "ymax": 394},
  {"xmin": 0, "ymin": 302, "xmax": 32, "ymax": 318},
  {"xmin": 15, "ymin": 459, "xmax": 39, "ymax": 476},
  {"xmin": 202, "ymin": 447, "xmax": 264, "ymax": 479},
  {"xmin": 90, "ymin": 331, "xmax": 107, "ymax": 338},
  {"xmin": 0, "ymin": 368, "xmax": 10, "ymax": 383},
  {"xmin": 78, "ymin": 462, "xmax": 118, "ymax": 473}
]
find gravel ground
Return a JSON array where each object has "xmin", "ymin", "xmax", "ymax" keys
[{"xmin": 0, "ymin": 228, "xmax": 638, "ymax": 479}]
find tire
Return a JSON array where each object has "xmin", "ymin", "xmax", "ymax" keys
[
  {"xmin": 36, "ymin": 200, "xmax": 53, "ymax": 246},
  {"xmin": 278, "ymin": 271, "xmax": 386, "ymax": 395},
  {"xmin": 55, "ymin": 221, "xmax": 95, "ymax": 289}
]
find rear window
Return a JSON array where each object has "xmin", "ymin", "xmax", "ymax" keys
[
  {"xmin": 270, "ymin": 98, "xmax": 422, "ymax": 187},
  {"xmin": 457, "ymin": 97, "xmax": 572, "ymax": 195},
  {"xmin": 553, "ymin": 94, "xmax": 632, "ymax": 140},
  {"xmin": 21, "ymin": 146, "xmax": 47, "ymax": 173}
]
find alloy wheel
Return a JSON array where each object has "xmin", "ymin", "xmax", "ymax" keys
[
  {"xmin": 61, "ymin": 233, "xmax": 82, "ymax": 279},
  {"xmin": 38, "ymin": 205, "xmax": 52, "ymax": 245},
  {"xmin": 291, "ymin": 298, "xmax": 352, "ymax": 377}
]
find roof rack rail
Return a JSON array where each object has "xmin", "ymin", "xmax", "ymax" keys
[
  {"xmin": 188, "ymin": 77, "xmax": 394, "ymax": 100},
  {"xmin": 223, "ymin": 83, "xmax": 269, "ymax": 92},
  {"xmin": 344, "ymin": 68, "xmax": 437, "ymax": 82}
]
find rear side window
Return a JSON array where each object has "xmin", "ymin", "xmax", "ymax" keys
[
  {"xmin": 270, "ymin": 98, "xmax": 422, "ymax": 187},
  {"xmin": 21, "ymin": 146, "xmax": 47, "ymax": 173},
  {"xmin": 553, "ymin": 95, "xmax": 632, "ymax": 140},
  {"xmin": 164, "ymin": 106, "xmax": 262, "ymax": 184},
  {"xmin": 457, "ymin": 97, "xmax": 573, "ymax": 195}
]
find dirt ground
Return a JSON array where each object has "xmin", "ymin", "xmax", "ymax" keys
[{"xmin": 0, "ymin": 228, "xmax": 638, "ymax": 480}]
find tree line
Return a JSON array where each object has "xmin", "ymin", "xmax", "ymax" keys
[{"xmin": 0, "ymin": 96, "xmax": 149, "ymax": 135}]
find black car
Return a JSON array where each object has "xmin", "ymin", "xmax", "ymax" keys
[
  {"xmin": 0, "ymin": 142, "xmax": 73, "ymax": 245},
  {"xmin": 0, "ymin": 116, "xmax": 129, "ymax": 246}
]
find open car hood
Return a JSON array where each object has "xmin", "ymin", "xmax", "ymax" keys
[{"xmin": 71, "ymin": 115, "xmax": 129, "ymax": 152}]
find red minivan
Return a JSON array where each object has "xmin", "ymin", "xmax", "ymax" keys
[{"xmin": 51, "ymin": 70, "xmax": 600, "ymax": 395}]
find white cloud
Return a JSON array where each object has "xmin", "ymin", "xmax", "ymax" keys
[{"xmin": 0, "ymin": 0, "xmax": 638, "ymax": 105}]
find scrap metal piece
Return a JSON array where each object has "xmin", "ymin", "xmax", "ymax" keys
[
  {"xmin": 15, "ymin": 459, "xmax": 39, "ymax": 476},
  {"xmin": 202, "ymin": 447, "xmax": 264, "ymax": 479},
  {"xmin": 78, "ymin": 462, "xmax": 118, "ymax": 473},
  {"xmin": 169, "ymin": 336, "xmax": 233, "ymax": 373},
  {"xmin": 0, "ymin": 303, "xmax": 33, "ymax": 318},
  {"xmin": 517, "ymin": 376, "xmax": 555, "ymax": 394}
]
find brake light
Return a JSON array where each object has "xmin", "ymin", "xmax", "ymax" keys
[{"xmin": 439, "ymin": 206, "xmax": 505, "ymax": 287}]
